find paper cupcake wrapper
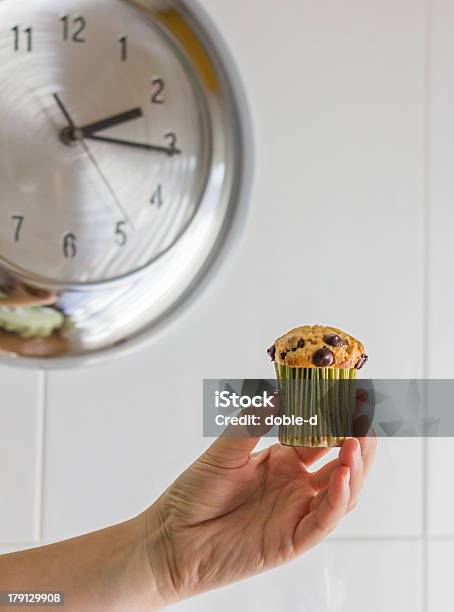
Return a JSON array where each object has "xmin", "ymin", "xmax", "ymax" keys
[{"xmin": 274, "ymin": 364, "xmax": 357, "ymax": 447}]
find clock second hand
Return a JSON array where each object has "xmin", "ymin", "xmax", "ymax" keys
[
  {"xmin": 80, "ymin": 140, "xmax": 135, "ymax": 230},
  {"xmin": 53, "ymin": 94, "xmax": 134, "ymax": 229}
]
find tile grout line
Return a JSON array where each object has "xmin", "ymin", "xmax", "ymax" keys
[
  {"xmin": 36, "ymin": 369, "xmax": 48, "ymax": 544},
  {"xmin": 32, "ymin": 369, "xmax": 45, "ymax": 543},
  {"xmin": 329, "ymin": 535, "xmax": 425, "ymax": 542},
  {"xmin": 422, "ymin": 0, "xmax": 432, "ymax": 610},
  {"xmin": 3, "ymin": 535, "xmax": 443, "ymax": 549}
]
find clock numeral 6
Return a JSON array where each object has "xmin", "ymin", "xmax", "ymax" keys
[
  {"xmin": 11, "ymin": 26, "xmax": 32, "ymax": 52},
  {"xmin": 115, "ymin": 221, "xmax": 127, "ymax": 246},
  {"xmin": 151, "ymin": 78, "xmax": 165, "ymax": 104},
  {"xmin": 63, "ymin": 233, "xmax": 77, "ymax": 259},
  {"xmin": 11, "ymin": 215, "xmax": 24, "ymax": 242},
  {"xmin": 61, "ymin": 15, "xmax": 86, "ymax": 43}
]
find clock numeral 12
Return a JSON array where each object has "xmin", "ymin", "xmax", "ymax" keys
[
  {"xmin": 11, "ymin": 26, "xmax": 32, "ymax": 52},
  {"xmin": 63, "ymin": 233, "xmax": 77, "ymax": 258},
  {"xmin": 61, "ymin": 15, "xmax": 86, "ymax": 43},
  {"xmin": 11, "ymin": 215, "xmax": 24, "ymax": 242}
]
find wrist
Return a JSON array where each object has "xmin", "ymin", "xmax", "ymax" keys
[{"xmin": 139, "ymin": 504, "xmax": 182, "ymax": 609}]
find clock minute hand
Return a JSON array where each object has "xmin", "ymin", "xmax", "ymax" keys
[
  {"xmin": 81, "ymin": 107, "xmax": 143, "ymax": 137},
  {"xmin": 53, "ymin": 93, "xmax": 76, "ymax": 128},
  {"xmin": 85, "ymin": 133, "xmax": 181, "ymax": 156}
]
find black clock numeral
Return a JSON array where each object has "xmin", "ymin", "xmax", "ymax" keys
[
  {"xmin": 119, "ymin": 35, "xmax": 127, "ymax": 61},
  {"xmin": 151, "ymin": 78, "xmax": 165, "ymax": 104},
  {"xmin": 61, "ymin": 15, "xmax": 86, "ymax": 43},
  {"xmin": 164, "ymin": 131, "xmax": 178, "ymax": 154},
  {"xmin": 11, "ymin": 26, "xmax": 32, "ymax": 52},
  {"xmin": 151, "ymin": 185, "xmax": 163, "ymax": 208},
  {"xmin": 11, "ymin": 215, "xmax": 24, "ymax": 242},
  {"xmin": 63, "ymin": 233, "xmax": 77, "ymax": 258},
  {"xmin": 115, "ymin": 221, "xmax": 127, "ymax": 246}
]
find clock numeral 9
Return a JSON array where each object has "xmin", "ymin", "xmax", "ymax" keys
[
  {"xmin": 61, "ymin": 15, "xmax": 86, "ymax": 43},
  {"xmin": 115, "ymin": 221, "xmax": 127, "ymax": 246},
  {"xmin": 63, "ymin": 233, "xmax": 77, "ymax": 259},
  {"xmin": 11, "ymin": 26, "xmax": 32, "ymax": 52},
  {"xmin": 11, "ymin": 215, "xmax": 24, "ymax": 242},
  {"xmin": 151, "ymin": 78, "xmax": 165, "ymax": 104}
]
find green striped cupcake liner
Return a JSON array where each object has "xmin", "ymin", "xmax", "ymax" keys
[{"xmin": 275, "ymin": 364, "xmax": 357, "ymax": 447}]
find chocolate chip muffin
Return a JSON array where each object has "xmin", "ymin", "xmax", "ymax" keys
[
  {"xmin": 267, "ymin": 324, "xmax": 368, "ymax": 448},
  {"xmin": 268, "ymin": 324, "xmax": 367, "ymax": 370}
]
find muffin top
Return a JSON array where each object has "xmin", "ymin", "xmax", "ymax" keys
[{"xmin": 267, "ymin": 324, "xmax": 367, "ymax": 369}]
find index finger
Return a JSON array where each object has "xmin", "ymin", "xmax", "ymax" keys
[{"xmin": 202, "ymin": 395, "xmax": 279, "ymax": 469}]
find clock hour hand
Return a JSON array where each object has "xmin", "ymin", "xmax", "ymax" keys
[
  {"xmin": 85, "ymin": 133, "xmax": 181, "ymax": 156},
  {"xmin": 80, "ymin": 108, "xmax": 143, "ymax": 136}
]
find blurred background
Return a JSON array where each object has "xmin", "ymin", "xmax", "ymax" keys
[{"xmin": 1, "ymin": 0, "xmax": 453, "ymax": 610}]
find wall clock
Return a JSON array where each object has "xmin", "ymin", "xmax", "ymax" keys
[{"xmin": 0, "ymin": 0, "xmax": 247, "ymax": 363}]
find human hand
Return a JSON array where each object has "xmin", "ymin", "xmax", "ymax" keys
[
  {"xmin": 0, "ymin": 398, "xmax": 374, "ymax": 611},
  {"xmin": 144, "ymin": 402, "xmax": 376, "ymax": 607}
]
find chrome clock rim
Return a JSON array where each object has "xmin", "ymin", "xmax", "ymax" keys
[{"xmin": 0, "ymin": 0, "xmax": 251, "ymax": 364}]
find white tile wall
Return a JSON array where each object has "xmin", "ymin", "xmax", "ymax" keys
[
  {"xmin": 427, "ymin": 0, "xmax": 454, "ymax": 379},
  {"xmin": 41, "ymin": 0, "xmax": 426, "ymax": 545},
  {"xmin": 2, "ymin": 0, "xmax": 453, "ymax": 610},
  {"xmin": 333, "ymin": 439, "xmax": 423, "ymax": 538},
  {"xmin": 425, "ymin": 0, "xmax": 454, "ymax": 544},
  {"xmin": 0, "ymin": 367, "xmax": 44, "ymax": 544},
  {"xmin": 41, "ymin": 342, "xmax": 208, "ymax": 541},
  {"xmin": 170, "ymin": 541, "xmax": 423, "ymax": 612},
  {"xmin": 426, "ymin": 438, "xmax": 454, "ymax": 536},
  {"xmin": 427, "ymin": 541, "xmax": 454, "ymax": 611}
]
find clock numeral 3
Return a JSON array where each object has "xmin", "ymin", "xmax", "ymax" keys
[
  {"xmin": 63, "ymin": 233, "xmax": 77, "ymax": 259},
  {"xmin": 151, "ymin": 185, "xmax": 163, "ymax": 208},
  {"xmin": 61, "ymin": 15, "xmax": 86, "ymax": 43},
  {"xmin": 151, "ymin": 78, "xmax": 165, "ymax": 104},
  {"xmin": 11, "ymin": 26, "xmax": 32, "ymax": 52},
  {"xmin": 115, "ymin": 221, "xmax": 127, "ymax": 246},
  {"xmin": 11, "ymin": 215, "xmax": 24, "ymax": 242},
  {"xmin": 165, "ymin": 132, "xmax": 178, "ymax": 155}
]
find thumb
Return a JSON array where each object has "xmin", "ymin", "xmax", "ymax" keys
[{"xmin": 201, "ymin": 394, "xmax": 279, "ymax": 469}]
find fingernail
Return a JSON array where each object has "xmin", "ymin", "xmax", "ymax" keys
[
  {"xmin": 354, "ymin": 443, "xmax": 361, "ymax": 461},
  {"xmin": 344, "ymin": 469, "xmax": 350, "ymax": 486}
]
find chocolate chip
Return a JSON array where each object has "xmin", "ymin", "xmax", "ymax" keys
[
  {"xmin": 312, "ymin": 347, "xmax": 334, "ymax": 367},
  {"xmin": 280, "ymin": 351, "xmax": 287, "ymax": 360},
  {"xmin": 296, "ymin": 338, "xmax": 305, "ymax": 349},
  {"xmin": 355, "ymin": 354, "xmax": 368, "ymax": 370},
  {"xmin": 267, "ymin": 344, "xmax": 276, "ymax": 361},
  {"xmin": 323, "ymin": 333, "xmax": 345, "ymax": 347}
]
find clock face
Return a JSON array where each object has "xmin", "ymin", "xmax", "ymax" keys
[{"xmin": 0, "ymin": 0, "xmax": 212, "ymax": 284}]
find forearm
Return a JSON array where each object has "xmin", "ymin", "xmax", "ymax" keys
[{"xmin": 0, "ymin": 514, "xmax": 168, "ymax": 611}]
